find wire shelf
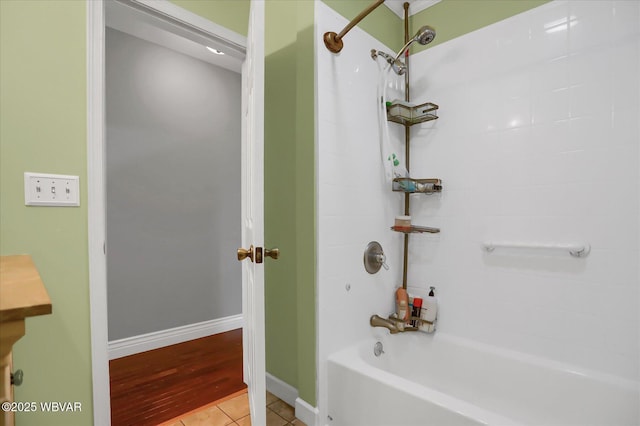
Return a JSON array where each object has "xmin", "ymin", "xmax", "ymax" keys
[
  {"xmin": 387, "ymin": 100, "xmax": 439, "ymax": 126},
  {"xmin": 392, "ymin": 177, "xmax": 442, "ymax": 193},
  {"xmin": 391, "ymin": 225, "xmax": 440, "ymax": 234}
]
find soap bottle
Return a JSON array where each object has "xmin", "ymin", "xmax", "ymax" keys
[
  {"xmin": 395, "ymin": 288, "xmax": 409, "ymax": 322},
  {"xmin": 423, "ymin": 286, "xmax": 438, "ymax": 323}
]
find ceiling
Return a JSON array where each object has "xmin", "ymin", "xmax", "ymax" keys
[
  {"xmin": 105, "ymin": 1, "xmax": 244, "ymax": 73},
  {"xmin": 383, "ymin": 0, "xmax": 442, "ymax": 18}
]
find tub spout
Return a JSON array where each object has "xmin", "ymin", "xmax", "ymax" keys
[{"xmin": 370, "ymin": 314, "xmax": 400, "ymax": 334}]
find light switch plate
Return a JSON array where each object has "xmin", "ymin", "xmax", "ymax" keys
[{"xmin": 24, "ymin": 172, "xmax": 80, "ymax": 206}]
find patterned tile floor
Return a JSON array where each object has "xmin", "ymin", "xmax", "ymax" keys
[{"xmin": 159, "ymin": 389, "xmax": 307, "ymax": 426}]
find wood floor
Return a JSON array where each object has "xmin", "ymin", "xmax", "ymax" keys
[{"xmin": 110, "ymin": 329, "xmax": 246, "ymax": 426}]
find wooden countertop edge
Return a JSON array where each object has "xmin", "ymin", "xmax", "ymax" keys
[
  {"xmin": 0, "ymin": 254, "xmax": 53, "ymax": 322},
  {"xmin": 0, "ymin": 304, "xmax": 53, "ymax": 323}
]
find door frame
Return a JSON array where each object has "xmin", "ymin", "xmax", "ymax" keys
[{"xmin": 86, "ymin": 1, "xmax": 247, "ymax": 423}]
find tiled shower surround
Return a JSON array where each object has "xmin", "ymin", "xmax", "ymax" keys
[{"xmin": 316, "ymin": 0, "xmax": 639, "ymax": 419}]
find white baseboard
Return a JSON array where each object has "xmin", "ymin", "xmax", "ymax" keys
[
  {"xmin": 295, "ymin": 397, "xmax": 319, "ymax": 426},
  {"xmin": 265, "ymin": 373, "xmax": 318, "ymax": 426},
  {"xmin": 108, "ymin": 314, "xmax": 243, "ymax": 359},
  {"xmin": 265, "ymin": 372, "xmax": 298, "ymax": 407}
]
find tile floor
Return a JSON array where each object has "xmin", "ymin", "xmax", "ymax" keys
[{"xmin": 160, "ymin": 389, "xmax": 307, "ymax": 426}]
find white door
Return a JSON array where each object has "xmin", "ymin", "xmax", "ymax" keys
[{"xmin": 240, "ymin": 0, "xmax": 266, "ymax": 424}]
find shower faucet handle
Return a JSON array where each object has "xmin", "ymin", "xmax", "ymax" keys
[
  {"xmin": 364, "ymin": 241, "xmax": 388, "ymax": 274},
  {"xmin": 377, "ymin": 253, "xmax": 389, "ymax": 270}
]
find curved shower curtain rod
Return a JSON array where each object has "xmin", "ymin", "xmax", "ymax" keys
[{"xmin": 323, "ymin": 0, "xmax": 385, "ymax": 53}]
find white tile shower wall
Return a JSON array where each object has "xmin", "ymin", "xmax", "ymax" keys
[
  {"xmin": 315, "ymin": 1, "xmax": 408, "ymax": 421},
  {"xmin": 408, "ymin": 0, "xmax": 639, "ymax": 380}
]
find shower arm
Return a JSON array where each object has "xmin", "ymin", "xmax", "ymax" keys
[
  {"xmin": 324, "ymin": 0, "xmax": 385, "ymax": 53},
  {"xmin": 393, "ymin": 38, "xmax": 415, "ymax": 62}
]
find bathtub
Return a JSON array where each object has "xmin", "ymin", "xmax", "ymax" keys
[{"xmin": 327, "ymin": 333, "xmax": 639, "ymax": 426}]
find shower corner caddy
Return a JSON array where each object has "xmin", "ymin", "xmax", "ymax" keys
[
  {"xmin": 384, "ymin": 89, "xmax": 442, "ymax": 334},
  {"xmin": 386, "ymin": 101, "xmax": 442, "ymax": 237}
]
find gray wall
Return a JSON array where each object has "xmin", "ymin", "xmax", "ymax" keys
[{"xmin": 106, "ymin": 28, "xmax": 241, "ymax": 341}]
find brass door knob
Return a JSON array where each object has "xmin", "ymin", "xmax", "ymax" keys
[
  {"xmin": 237, "ymin": 245, "xmax": 254, "ymax": 262},
  {"xmin": 265, "ymin": 248, "xmax": 279, "ymax": 260}
]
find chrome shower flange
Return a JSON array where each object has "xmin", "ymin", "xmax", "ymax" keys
[{"xmin": 364, "ymin": 241, "xmax": 388, "ymax": 274}]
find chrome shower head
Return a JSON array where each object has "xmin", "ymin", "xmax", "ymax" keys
[
  {"xmin": 392, "ymin": 61, "xmax": 406, "ymax": 76},
  {"xmin": 371, "ymin": 49, "xmax": 406, "ymax": 75},
  {"xmin": 393, "ymin": 25, "xmax": 436, "ymax": 61},
  {"xmin": 414, "ymin": 25, "xmax": 436, "ymax": 46}
]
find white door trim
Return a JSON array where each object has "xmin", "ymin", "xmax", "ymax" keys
[
  {"xmin": 86, "ymin": 1, "xmax": 110, "ymax": 423},
  {"xmin": 86, "ymin": 2, "xmax": 246, "ymax": 424},
  {"xmin": 122, "ymin": 0, "xmax": 246, "ymax": 57}
]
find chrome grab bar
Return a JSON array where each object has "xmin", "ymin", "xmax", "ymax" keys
[{"xmin": 482, "ymin": 242, "xmax": 591, "ymax": 258}]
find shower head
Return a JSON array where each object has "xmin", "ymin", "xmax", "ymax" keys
[
  {"xmin": 371, "ymin": 26, "xmax": 435, "ymax": 76},
  {"xmin": 393, "ymin": 25, "xmax": 436, "ymax": 61},
  {"xmin": 371, "ymin": 49, "xmax": 406, "ymax": 75},
  {"xmin": 414, "ymin": 25, "xmax": 436, "ymax": 45}
]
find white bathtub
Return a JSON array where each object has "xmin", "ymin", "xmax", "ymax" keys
[{"xmin": 327, "ymin": 333, "xmax": 639, "ymax": 426}]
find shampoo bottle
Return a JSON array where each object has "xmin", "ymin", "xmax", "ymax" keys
[{"xmin": 395, "ymin": 288, "xmax": 409, "ymax": 322}]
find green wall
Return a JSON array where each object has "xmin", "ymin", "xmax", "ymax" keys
[
  {"xmin": 0, "ymin": 1, "xmax": 92, "ymax": 425},
  {"xmin": 322, "ymin": 0, "xmax": 403, "ymax": 50},
  {"xmin": 293, "ymin": 1, "xmax": 316, "ymax": 405},
  {"xmin": 264, "ymin": 0, "xmax": 317, "ymax": 405},
  {"xmin": 264, "ymin": 0, "xmax": 300, "ymax": 394}
]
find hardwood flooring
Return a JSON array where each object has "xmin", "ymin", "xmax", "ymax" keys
[{"xmin": 110, "ymin": 329, "xmax": 246, "ymax": 426}]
